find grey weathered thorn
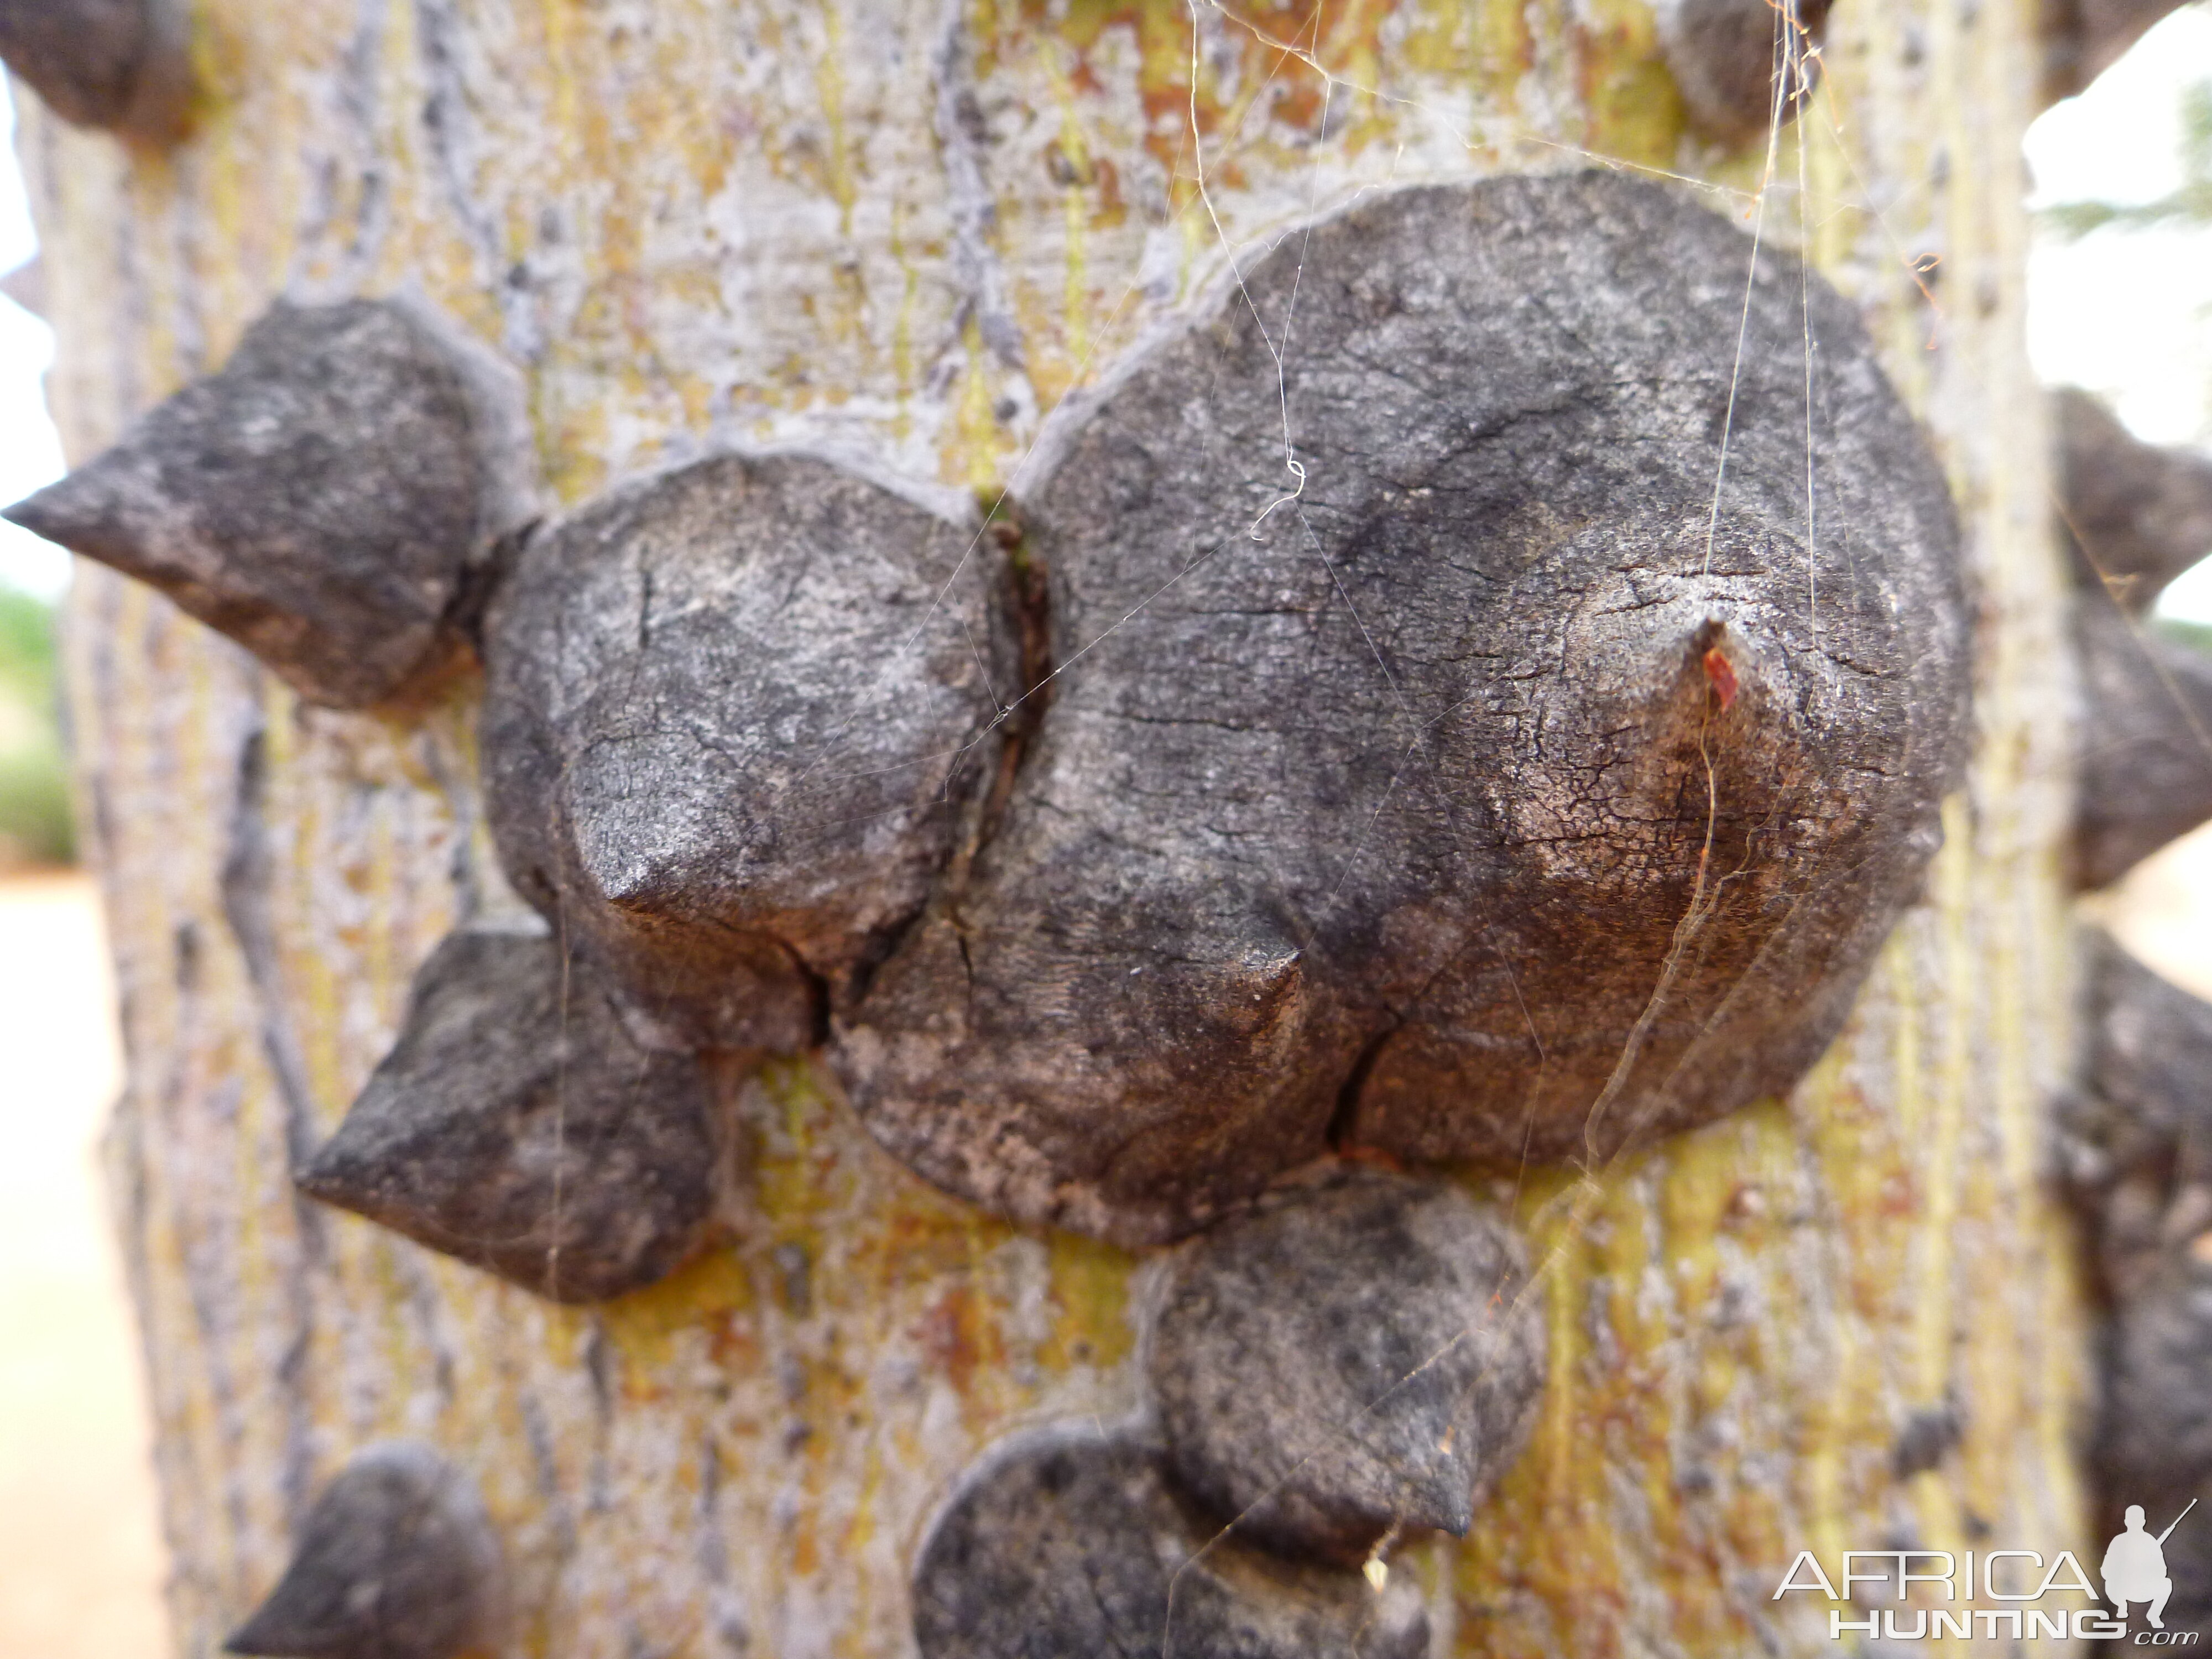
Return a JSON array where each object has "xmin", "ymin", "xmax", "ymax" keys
[
  {"xmin": 225, "ymin": 1441, "xmax": 503, "ymax": 1659},
  {"xmin": 910, "ymin": 1427, "xmax": 1431, "ymax": 1659},
  {"xmin": 2070, "ymin": 934, "xmax": 2212, "ymax": 1293},
  {"xmin": 2089, "ymin": 934, "xmax": 2212, "ymax": 1170},
  {"xmin": 2042, "ymin": 0, "xmax": 2197, "ymax": 103},
  {"xmin": 1145, "ymin": 1165, "xmax": 1546, "ymax": 1566},
  {"xmin": 838, "ymin": 169, "xmax": 1969, "ymax": 1243},
  {"xmin": 297, "ymin": 923, "xmax": 722, "ymax": 1303},
  {"xmin": 2098, "ymin": 1253, "xmax": 2212, "ymax": 1495},
  {"xmin": 3, "ymin": 299, "xmax": 491, "ymax": 709},
  {"xmin": 2074, "ymin": 936, "xmax": 2212, "ymax": 1630},
  {"xmin": 0, "ymin": 257, "xmax": 43, "ymax": 319},
  {"xmin": 480, "ymin": 449, "xmax": 1006, "ymax": 1055},
  {"xmin": 1657, "ymin": 0, "xmax": 1832, "ymax": 144},
  {"xmin": 2056, "ymin": 388, "xmax": 2212, "ymax": 613},
  {"xmin": 2091, "ymin": 1243, "xmax": 2212, "ymax": 1635},
  {"xmin": 2075, "ymin": 605, "xmax": 2212, "ymax": 890},
  {"xmin": 0, "ymin": 0, "xmax": 191, "ymax": 142},
  {"xmin": 1891, "ymin": 1402, "xmax": 1964, "ymax": 1479}
]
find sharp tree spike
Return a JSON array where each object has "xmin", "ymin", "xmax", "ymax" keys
[
  {"xmin": 1145, "ymin": 1166, "xmax": 1546, "ymax": 1567},
  {"xmin": 2042, "ymin": 0, "xmax": 2198, "ymax": 103},
  {"xmin": 2088, "ymin": 1204, "xmax": 2212, "ymax": 1634},
  {"xmin": 910, "ymin": 1428, "xmax": 1431, "ymax": 1659},
  {"xmin": 837, "ymin": 170, "xmax": 1969, "ymax": 1243},
  {"xmin": 2067, "ymin": 937, "xmax": 2212, "ymax": 1626},
  {"xmin": 2055, "ymin": 388, "xmax": 2212, "ymax": 614},
  {"xmin": 2065, "ymin": 934, "xmax": 2212, "ymax": 1294},
  {"xmin": 0, "ymin": 0, "xmax": 190, "ymax": 142},
  {"xmin": 2074, "ymin": 605, "xmax": 2212, "ymax": 890},
  {"xmin": 5, "ymin": 299, "xmax": 495, "ymax": 709},
  {"xmin": 225, "ymin": 1441, "xmax": 503, "ymax": 1659},
  {"xmin": 1891, "ymin": 1402, "xmax": 1965, "ymax": 1479},
  {"xmin": 298, "ymin": 924, "xmax": 722, "ymax": 1303},
  {"xmin": 479, "ymin": 450, "xmax": 1008, "ymax": 1055},
  {"xmin": 1656, "ymin": 0, "xmax": 1833, "ymax": 144},
  {"xmin": 2099, "ymin": 1252, "xmax": 2212, "ymax": 1499},
  {"xmin": 0, "ymin": 256, "xmax": 43, "ymax": 319}
]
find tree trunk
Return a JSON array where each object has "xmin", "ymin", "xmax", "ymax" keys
[{"xmin": 17, "ymin": 0, "xmax": 2083, "ymax": 1652}]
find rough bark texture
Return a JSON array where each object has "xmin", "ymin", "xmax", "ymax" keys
[{"xmin": 16, "ymin": 0, "xmax": 2085, "ymax": 1653}]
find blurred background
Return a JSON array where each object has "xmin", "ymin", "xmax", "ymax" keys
[{"xmin": 5, "ymin": 9, "xmax": 2212, "ymax": 1655}]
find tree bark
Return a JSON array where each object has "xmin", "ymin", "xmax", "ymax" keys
[{"xmin": 16, "ymin": 0, "xmax": 2083, "ymax": 1652}]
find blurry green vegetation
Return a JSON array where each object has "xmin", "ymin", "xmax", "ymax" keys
[
  {"xmin": 2161, "ymin": 615, "xmax": 2212, "ymax": 657},
  {"xmin": 0, "ymin": 584, "xmax": 73, "ymax": 867},
  {"xmin": 2045, "ymin": 81, "xmax": 2212, "ymax": 237}
]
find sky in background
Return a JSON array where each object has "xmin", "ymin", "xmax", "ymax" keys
[
  {"xmin": 2, "ymin": 14, "xmax": 2211, "ymax": 611},
  {"xmin": 2027, "ymin": 4, "xmax": 2212, "ymax": 623}
]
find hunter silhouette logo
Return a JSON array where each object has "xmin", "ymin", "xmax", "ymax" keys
[
  {"xmin": 1773, "ymin": 1520, "xmax": 2207, "ymax": 1643},
  {"xmin": 2105, "ymin": 1501, "xmax": 2198, "ymax": 1631}
]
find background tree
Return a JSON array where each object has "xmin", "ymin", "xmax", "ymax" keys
[{"xmin": 2, "ymin": 0, "xmax": 2168, "ymax": 1652}]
